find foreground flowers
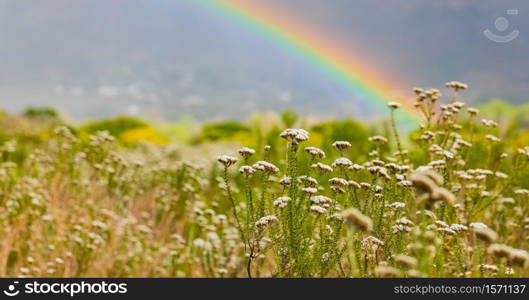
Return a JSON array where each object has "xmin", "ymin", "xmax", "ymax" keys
[{"xmin": 216, "ymin": 82, "xmax": 529, "ymax": 277}]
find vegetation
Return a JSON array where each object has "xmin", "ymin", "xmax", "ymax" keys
[{"xmin": 0, "ymin": 84, "xmax": 528, "ymax": 277}]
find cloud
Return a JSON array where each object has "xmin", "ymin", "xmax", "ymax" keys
[{"xmin": 0, "ymin": 0, "xmax": 527, "ymax": 120}]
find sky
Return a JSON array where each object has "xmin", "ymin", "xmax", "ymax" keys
[{"xmin": 0, "ymin": 0, "xmax": 527, "ymax": 121}]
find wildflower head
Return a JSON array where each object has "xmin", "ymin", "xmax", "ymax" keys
[
  {"xmin": 469, "ymin": 223, "xmax": 488, "ymax": 231},
  {"xmin": 375, "ymin": 266, "xmax": 400, "ymax": 278},
  {"xmin": 515, "ymin": 189, "xmax": 529, "ymax": 197},
  {"xmin": 349, "ymin": 164, "xmax": 364, "ymax": 172},
  {"xmin": 311, "ymin": 195, "xmax": 333, "ymax": 206},
  {"xmin": 362, "ymin": 236, "xmax": 384, "ymax": 253},
  {"xmin": 301, "ymin": 187, "xmax": 318, "ymax": 195},
  {"xmin": 238, "ymin": 147, "xmax": 256, "ymax": 158},
  {"xmin": 509, "ymin": 249, "xmax": 529, "ymax": 268},
  {"xmin": 273, "ymin": 197, "xmax": 291, "ymax": 209},
  {"xmin": 481, "ymin": 119, "xmax": 498, "ymax": 128},
  {"xmin": 239, "ymin": 166, "xmax": 256, "ymax": 176},
  {"xmin": 279, "ymin": 176, "xmax": 292, "ymax": 186},
  {"xmin": 430, "ymin": 187, "xmax": 457, "ymax": 205},
  {"xmin": 389, "ymin": 202, "xmax": 406, "ymax": 210},
  {"xmin": 298, "ymin": 175, "xmax": 318, "ymax": 187},
  {"xmin": 280, "ymin": 128, "xmax": 309, "ymax": 144},
  {"xmin": 450, "ymin": 224, "xmax": 468, "ymax": 233},
  {"xmin": 472, "ymin": 226, "xmax": 498, "ymax": 244},
  {"xmin": 410, "ymin": 172, "xmax": 438, "ymax": 194},
  {"xmin": 360, "ymin": 182, "xmax": 372, "ymax": 190},
  {"xmin": 332, "ymin": 157, "xmax": 353, "ymax": 169},
  {"xmin": 445, "ymin": 81, "xmax": 468, "ymax": 91},
  {"xmin": 255, "ymin": 216, "xmax": 279, "ymax": 228},
  {"xmin": 342, "ymin": 208, "xmax": 373, "ymax": 232},
  {"xmin": 331, "ymin": 186, "xmax": 346, "ymax": 194},
  {"xmin": 310, "ymin": 205, "xmax": 327, "ymax": 215},
  {"xmin": 437, "ymin": 227, "xmax": 457, "ymax": 236},
  {"xmin": 311, "ymin": 162, "xmax": 333, "ymax": 174},
  {"xmin": 252, "ymin": 161, "xmax": 280, "ymax": 174},
  {"xmin": 368, "ymin": 136, "xmax": 388, "ymax": 145},
  {"xmin": 332, "ymin": 141, "xmax": 352, "ymax": 154},
  {"xmin": 387, "ymin": 102, "xmax": 401, "ymax": 110},
  {"xmin": 394, "ymin": 254, "xmax": 417, "ymax": 269},
  {"xmin": 329, "ymin": 177, "xmax": 349, "ymax": 188},
  {"xmin": 487, "ymin": 244, "xmax": 512, "ymax": 259},
  {"xmin": 348, "ymin": 180, "xmax": 361, "ymax": 189},
  {"xmin": 485, "ymin": 135, "xmax": 501, "ymax": 143},
  {"xmin": 217, "ymin": 155, "xmax": 238, "ymax": 168},
  {"xmin": 304, "ymin": 146, "xmax": 325, "ymax": 159},
  {"xmin": 413, "ymin": 87, "xmax": 424, "ymax": 95},
  {"xmin": 467, "ymin": 108, "xmax": 479, "ymax": 116},
  {"xmin": 425, "ymin": 88, "xmax": 442, "ymax": 101}
]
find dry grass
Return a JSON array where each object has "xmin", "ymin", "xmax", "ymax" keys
[{"xmin": 0, "ymin": 82, "xmax": 528, "ymax": 278}]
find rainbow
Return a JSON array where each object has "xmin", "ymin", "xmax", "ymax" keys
[{"xmin": 195, "ymin": 0, "xmax": 417, "ymax": 125}]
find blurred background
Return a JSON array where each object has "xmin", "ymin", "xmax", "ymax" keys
[{"xmin": 0, "ymin": 0, "xmax": 527, "ymax": 122}]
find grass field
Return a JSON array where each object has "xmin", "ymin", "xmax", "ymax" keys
[{"xmin": 1, "ymin": 83, "xmax": 529, "ymax": 278}]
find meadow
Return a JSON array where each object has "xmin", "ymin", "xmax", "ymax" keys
[{"xmin": 1, "ymin": 83, "xmax": 529, "ymax": 278}]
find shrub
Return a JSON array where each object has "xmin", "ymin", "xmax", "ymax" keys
[{"xmin": 82, "ymin": 116, "xmax": 149, "ymax": 138}]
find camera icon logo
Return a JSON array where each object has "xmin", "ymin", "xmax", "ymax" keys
[
  {"xmin": 484, "ymin": 9, "xmax": 520, "ymax": 43},
  {"xmin": 3, "ymin": 281, "xmax": 20, "ymax": 297}
]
